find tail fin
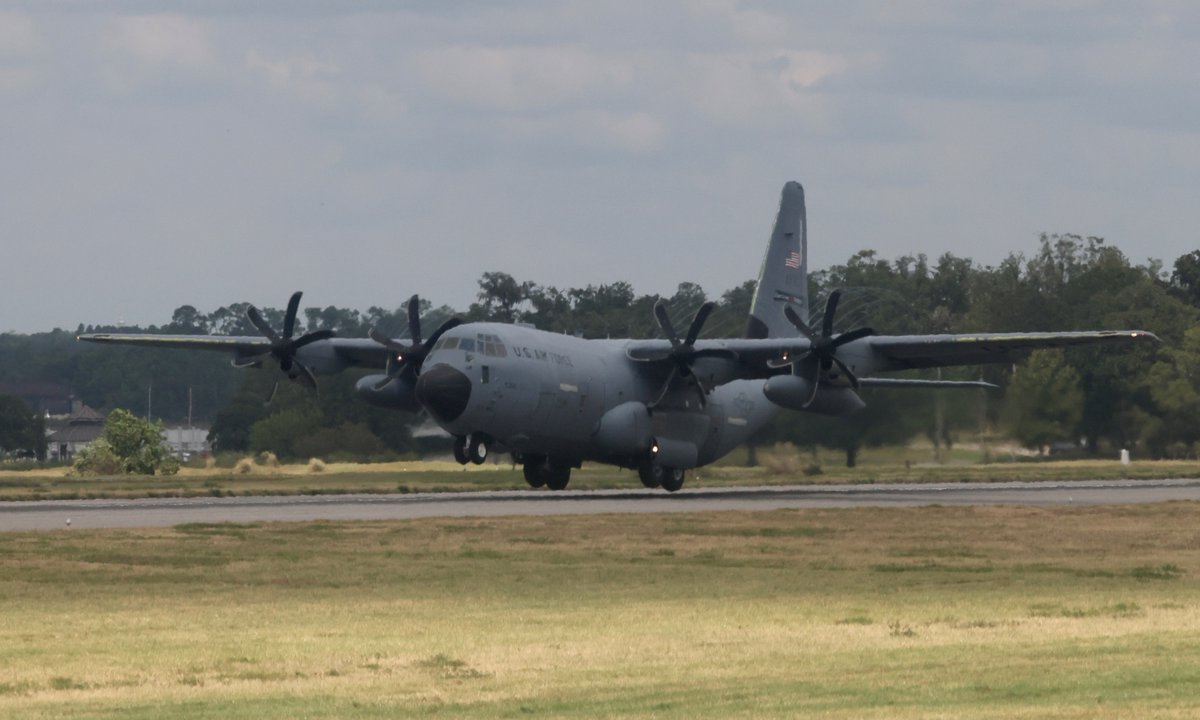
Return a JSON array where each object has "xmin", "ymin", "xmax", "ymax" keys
[{"xmin": 745, "ymin": 181, "xmax": 808, "ymax": 339}]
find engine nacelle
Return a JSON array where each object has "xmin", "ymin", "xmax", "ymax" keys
[
  {"xmin": 355, "ymin": 375, "xmax": 420, "ymax": 411},
  {"xmin": 650, "ymin": 436, "xmax": 699, "ymax": 469},
  {"xmin": 592, "ymin": 401, "xmax": 653, "ymax": 456},
  {"xmin": 763, "ymin": 374, "xmax": 866, "ymax": 416}
]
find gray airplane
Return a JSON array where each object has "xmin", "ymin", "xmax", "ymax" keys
[{"xmin": 79, "ymin": 182, "xmax": 1156, "ymax": 491}]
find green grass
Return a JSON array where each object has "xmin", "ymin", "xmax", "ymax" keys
[
  {"xmin": 3, "ymin": 504, "xmax": 1200, "ymax": 717},
  {"xmin": 2, "ymin": 453, "xmax": 1200, "ymax": 501}
]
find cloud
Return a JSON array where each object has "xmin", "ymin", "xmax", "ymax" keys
[
  {"xmin": 413, "ymin": 44, "xmax": 632, "ymax": 112},
  {"xmin": 105, "ymin": 14, "xmax": 213, "ymax": 68},
  {"xmin": 0, "ymin": 11, "xmax": 39, "ymax": 57},
  {"xmin": 246, "ymin": 50, "xmax": 340, "ymax": 104}
]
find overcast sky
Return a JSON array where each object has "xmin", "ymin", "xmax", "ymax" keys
[{"xmin": 3, "ymin": 1, "xmax": 1197, "ymax": 333}]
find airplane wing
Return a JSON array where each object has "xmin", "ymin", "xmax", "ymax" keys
[
  {"xmin": 629, "ymin": 329, "xmax": 1157, "ymax": 379},
  {"xmin": 862, "ymin": 330, "xmax": 1158, "ymax": 371},
  {"xmin": 77, "ymin": 333, "xmax": 390, "ymax": 369}
]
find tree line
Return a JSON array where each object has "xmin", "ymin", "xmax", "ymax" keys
[{"xmin": 2, "ymin": 236, "xmax": 1198, "ymax": 464}]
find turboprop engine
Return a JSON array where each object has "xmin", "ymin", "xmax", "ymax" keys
[
  {"xmin": 763, "ymin": 375, "xmax": 865, "ymax": 416},
  {"xmin": 355, "ymin": 375, "xmax": 420, "ymax": 411},
  {"xmin": 592, "ymin": 401, "xmax": 654, "ymax": 455}
]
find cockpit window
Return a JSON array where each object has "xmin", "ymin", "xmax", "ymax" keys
[
  {"xmin": 475, "ymin": 334, "xmax": 507, "ymax": 358},
  {"xmin": 458, "ymin": 338, "xmax": 476, "ymax": 352}
]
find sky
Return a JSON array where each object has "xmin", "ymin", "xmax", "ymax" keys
[{"xmin": 2, "ymin": 1, "xmax": 1198, "ymax": 333}]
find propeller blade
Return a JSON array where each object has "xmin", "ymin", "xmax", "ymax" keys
[
  {"xmin": 650, "ymin": 366, "xmax": 680, "ymax": 409},
  {"xmin": 822, "ymin": 289, "xmax": 841, "ymax": 337},
  {"xmin": 283, "ymin": 291, "xmax": 302, "ymax": 339},
  {"xmin": 369, "ymin": 327, "xmax": 405, "ymax": 352},
  {"xmin": 684, "ymin": 302, "xmax": 715, "ymax": 347},
  {"xmin": 246, "ymin": 305, "xmax": 278, "ymax": 343},
  {"xmin": 687, "ymin": 374, "xmax": 708, "ymax": 407},
  {"xmin": 829, "ymin": 355, "xmax": 861, "ymax": 390},
  {"xmin": 406, "ymin": 295, "xmax": 422, "ymax": 347},
  {"xmin": 830, "ymin": 326, "xmax": 875, "ymax": 348},
  {"xmin": 802, "ymin": 373, "xmax": 821, "ymax": 408},
  {"xmin": 372, "ymin": 374, "xmax": 396, "ymax": 391},
  {"xmin": 294, "ymin": 361, "xmax": 319, "ymax": 392},
  {"xmin": 289, "ymin": 328, "xmax": 335, "ymax": 351},
  {"xmin": 653, "ymin": 300, "xmax": 683, "ymax": 351},
  {"xmin": 783, "ymin": 305, "xmax": 818, "ymax": 343},
  {"xmin": 265, "ymin": 380, "xmax": 279, "ymax": 406},
  {"xmin": 421, "ymin": 318, "xmax": 463, "ymax": 353}
]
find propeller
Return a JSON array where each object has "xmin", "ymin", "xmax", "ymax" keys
[
  {"xmin": 245, "ymin": 291, "xmax": 335, "ymax": 402},
  {"xmin": 368, "ymin": 295, "xmax": 463, "ymax": 390},
  {"xmin": 628, "ymin": 300, "xmax": 737, "ymax": 408},
  {"xmin": 776, "ymin": 289, "xmax": 875, "ymax": 407}
]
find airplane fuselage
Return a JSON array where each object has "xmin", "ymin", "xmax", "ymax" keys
[{"xmin": 404, "ymin": 322, "xmax": 779, "ymax": 470}]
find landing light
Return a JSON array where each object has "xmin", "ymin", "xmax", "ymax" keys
[{"xmin": 651, "ymin": 442, "xmax": 660, "ymax": 455}]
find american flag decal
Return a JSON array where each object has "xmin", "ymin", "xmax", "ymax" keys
[{"xmin": 784, "ymin": 251, "xmax": 802, "ymax": 269}]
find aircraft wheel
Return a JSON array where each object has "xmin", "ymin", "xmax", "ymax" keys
[
  {"xmin": 660, "ymin": 467, "xmax": 685, "ymax": 493},
  {"xmin": 452, "ymin": 435, "xmax": 469, "ymax": 465},
  {"xmin": 523, "ymin": 456, "xmax": 547, "ymax": 488},
  {"xmin": 467, "ymin": 433, "xmax": 489, "ymax": 465},
  {"xmin": 637, "ymin": 462, "xmax": 662, "ymax": 489},
  {"xmin": 544, "ymin": 463, "xmax": 571, "ymax": 491}
]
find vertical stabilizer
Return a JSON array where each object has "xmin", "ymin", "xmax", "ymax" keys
[{"xmin": 745, "ymin": 181, "xmax": 808, "ymax": 339}]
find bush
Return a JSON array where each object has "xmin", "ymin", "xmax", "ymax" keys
[
  {"xmin": 234, "ymin": 458, "xmax": 255, "ymax": 474},
  {"xmin": 256, "ymin": 451, "xmax": 279, "ymax": 468},
  {"xmin": 71, "ymin": 439, "xmax": 124, "ymax": 476},
  {"xmin": 307, "ymin": 458, "xmax": 326, "ymax": 473}
]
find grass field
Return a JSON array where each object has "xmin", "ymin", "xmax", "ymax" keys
[
  {"xmin": 3, "ymin": 503, "xmax": 1200, "ymax": 718},
  {"xmin": 2, "ymin": 454, "xmax": 1200, "ymax": 501}
]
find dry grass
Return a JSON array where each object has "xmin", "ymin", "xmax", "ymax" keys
[{"xmin": 2, "ymin": 504, "xmax": 1200, "ymax": 718}]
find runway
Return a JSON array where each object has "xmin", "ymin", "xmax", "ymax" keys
[{"xmin": 3, "ymin": 478, "xmax": 1200, "ymax": 531}]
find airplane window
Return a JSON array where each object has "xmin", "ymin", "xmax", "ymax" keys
[
  {"xmin": 494, "ymin": 344, "xmax": 507, "ymax": 358},
  {"xmin": 459, "ymin": 339, "xmax": 475, "ymax": 352},
  {"xmin": 432, "ymin": 337, "xmax": 446, "ymax": 351},
  {"xmin": 442, "ymin": 337, "xmax": 459, "ymax": 350}
]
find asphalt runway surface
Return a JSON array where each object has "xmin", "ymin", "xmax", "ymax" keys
[{"xmin": 3, "ymin": 478, "xmax": 1200, "ymax": 531}]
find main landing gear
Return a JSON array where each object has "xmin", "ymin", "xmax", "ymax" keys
[
  {"xmin": 452, "ymin": 433, "xmax": 490, "ymax": 465},
  {"xmin": 638, "ymin": 461, "xmax": 685, "ymax": 492},
  {"xmin": 521, "ymin": 454, "xmax": 572, "ymax": 491}
]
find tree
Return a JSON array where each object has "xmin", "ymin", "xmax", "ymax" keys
[
  {"xmin": 1004, "ymin": 350, "xmax": 1084, "ymax": 453},
  {"xmin": 1171, "ymin": 250, "xmax": 1200, "ymax": 308},
  {"xmin": 75, "ymin": 408, "xmax": 179, "ymax": 475},
  {"xmin": 1142, "ymin": 327, "xmax": 1200, "ymax": 457},
  {"xmin": 0, "ymin": 394, "xmax": 46, "ymax": 459}
]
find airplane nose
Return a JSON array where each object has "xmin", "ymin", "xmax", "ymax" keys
[{"xmin": 415, "ymin": 364, "xmax": 472, "ymax": 423}]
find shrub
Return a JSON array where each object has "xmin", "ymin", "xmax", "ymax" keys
[
  {"xmin": 307, "ymin": 458, "xmax": 326, "ymax": 473},
  {"xmin": 71, "ymin": 439, "xmax": 124, "ymax": 476},
  {"xmin": 234, "ymin": 458, "xmax": 255, "ymax": 474},
  {"xmin": 256, "ymin": 451, "xmax": 280, "ymax": 468}
]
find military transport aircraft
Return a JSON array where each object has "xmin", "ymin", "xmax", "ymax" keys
[{"xmin": 79, "ymin": 182, "xmax": 1157, "ymax": 491}]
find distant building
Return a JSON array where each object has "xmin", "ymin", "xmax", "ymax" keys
[
  {"xmin": 47, "ymin": 401, "xmax": 106, "ymax": 462},
  {"xmin": 162, "ymin": 426, "xmax": 210, "ymax": 459}
]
